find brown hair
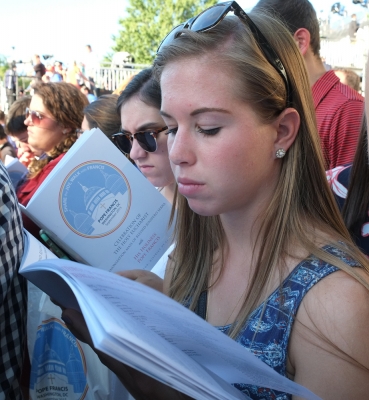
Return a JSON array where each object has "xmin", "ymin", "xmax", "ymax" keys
[
  {"xmin": 28, "ymin": 82, "xmax": 88, "ymax": 178},
  {"xmin": 253, "ymin": 0, "xmax": 321, "ymax": 57},
  {"xmin": 0, "ymin": 124, "xmax": 6, "ymax": 140},
  {"xmin": 5, "ymin": 96, "xmax": 32, "ymax": 136},
  {"xmin": 83, "ymin": 94, "xmax": 121, "ymax": 138},
  {"xmin": 154, "ymin": 14, "xmax": 369, "ymax": 339}
]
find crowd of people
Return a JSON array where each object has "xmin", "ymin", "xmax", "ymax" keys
[
  {"xmin": 1, "ymin": 0, "xmax": 369, "ymax": 399},
  {"xmin": 4, "ymin": 45, "xmax": 100, "ymax": 112}
]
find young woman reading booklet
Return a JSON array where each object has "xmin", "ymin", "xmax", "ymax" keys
[{"xmin": 60, "ymin": 3, "xmax": 369, "ymax": 399}]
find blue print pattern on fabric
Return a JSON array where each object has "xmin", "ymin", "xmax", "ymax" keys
[{"xmin": 218, "ymin": 245, "xmax": 358, "ymax": 400}]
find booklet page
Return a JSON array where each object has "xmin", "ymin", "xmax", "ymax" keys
[{"xmin": 21, "ymin": 259, "xmax": 320, "ymax": 400}]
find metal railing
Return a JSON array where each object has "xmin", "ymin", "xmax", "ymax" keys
[
  {"xmin": 1, "ymin": 42, "xmax": 367, "ymax": 113},
  {"xmin": 321, "ymin": 33, "xmax": 369, "ymax": 71},
  {"xmin": 92, "ymin": 64, "xmax": 148, "ymax": 92}
]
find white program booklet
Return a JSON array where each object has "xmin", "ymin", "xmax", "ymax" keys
[
  {"xmin": 4, "ymin": 154, "xmax": 28, "ymax": 188},
  {"xmin": 20, "ymin": 128, "xmax": 173, "ymax": 273},
  {"xmin": 22, "ymin": 230, "xmax": 129, "ymax": 400},
  {"xmin": 20, "ymin": 258, "xmax": 321, "ymax": 400}
]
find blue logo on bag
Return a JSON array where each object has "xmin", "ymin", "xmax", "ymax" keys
[
  {"xmin": 59, "ymin": 161, "xmax": 131, "ymax": 238},
  {"xmin": 30, "ymin": 318, "xmax": 88, "ymax": 400}
]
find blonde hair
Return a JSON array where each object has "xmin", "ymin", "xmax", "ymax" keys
[
  {"xmin": 154, "ymin": 14, "xmax": 369, "ymax": 338},
  {"xmin": 28, "ymin": 82, "xmax": 88, "ymax": 178}
]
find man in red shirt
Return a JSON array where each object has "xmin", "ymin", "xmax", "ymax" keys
[{"xmin": 253, "ymin": 0, "xmax": 364, "ymax": 170}]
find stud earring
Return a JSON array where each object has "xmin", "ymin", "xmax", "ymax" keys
[
  {"xmin": 276, "ymin": 148, "xmax": 286, "ymax": 158},
  {"xmin": 62, "ymin": 129, "xmax": 67, "ymax": 134}
]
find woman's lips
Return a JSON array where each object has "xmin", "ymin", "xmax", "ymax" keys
[
  {"xmin": 138, "ymin": 164, "xmax": 154, "ymax": 171},
  {"xmin": 177, "ymin": 177, "xmax": 205, "ymax": 196}
]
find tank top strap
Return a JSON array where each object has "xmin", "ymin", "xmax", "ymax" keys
[{"xmin": 233, "ymin": 245, "xmax": 358, "ymax": 381}]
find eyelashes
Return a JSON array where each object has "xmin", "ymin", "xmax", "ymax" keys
[
  {"xmin": 165, "ymin": 126, "xmax": 221, "ymax": 136},
  {"xmin": 196, "ymin": 126, "xmax": 221, "ymax": 136},
  {"xmin": 165, "ymin": 127, "xmax": 178, "ymax": 135}
]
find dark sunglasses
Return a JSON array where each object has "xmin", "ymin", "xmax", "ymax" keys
[
  {"xmin": 111, "ymin": 126, "xmax": 168, "ymax": 154},
  {"xmin": 157, "ymin": 1, "xmax": 291, "ymax": 106},
  {"xmin": 25, "ymin": 108, "xmax": 55, "ymax": 126}
]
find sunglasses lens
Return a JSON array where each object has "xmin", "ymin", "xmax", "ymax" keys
[
  {"xmin": 136, "ymin": 132, "xmax": 157, "ymax": 152},
  {"xmin": 190, "ymin": 5, "xmax": 227, "ymax": 31},
  {"xmin": 113, "ymin": 134, "xmax": 132, "ymax": 154},
  {"xmin": 26, "ymin": 109, "xmax": 41, "ymax": 126},
  {"xmin": 158, "ymin": 24, "xmax": 185, "ymax": 52}
]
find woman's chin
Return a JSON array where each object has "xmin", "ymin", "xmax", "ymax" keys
[{"xmin": 187, "ymin": 200, "xmax": 218, "ymax": 217}]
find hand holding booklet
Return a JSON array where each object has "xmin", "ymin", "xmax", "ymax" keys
[{"xmin": 20, "ymin": 258, "xmax": 321, "ymax": 400}]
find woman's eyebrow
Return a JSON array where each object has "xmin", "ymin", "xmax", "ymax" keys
[
  {"xmin": 190, "ymin": 107, "xmax": 231, "ymax": 116},
  {"xmin": 160, "ymin": 110, "xmax": 173, "ymax": 119},
  {"xmin": 160, "ymin": 107, "xmax": 230, "ymax": 119},
  {"xmin": 122, "ymin": 122, "xmax": 163, "ymax": 133}
]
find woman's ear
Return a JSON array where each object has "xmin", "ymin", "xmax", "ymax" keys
[{"xmin": 273, "ymin": 108, "xmax": 300, "ymax": 156}]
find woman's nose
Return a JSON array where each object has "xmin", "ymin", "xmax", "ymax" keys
[
  {"xmin": 168, "ymin": 128, "xmax": 195, "ymax": 166},
  {"xmin": 130, "ymin": 137, "xmax": 147, "ymax": 160},
  {"xmin": 24, "ymin": 115, "xmax": 32, "ymax": 126}
]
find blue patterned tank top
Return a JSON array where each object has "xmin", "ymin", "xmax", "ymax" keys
[{"xmin": 216, "ymin": 245, "xmax": 358, "ymax": 399}]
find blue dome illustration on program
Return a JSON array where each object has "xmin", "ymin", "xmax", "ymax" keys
[
  {"xmin": 59, "ymin": 161, "xmax": 131, "ymax": 238},
  {"xmin": 29, "ymin": 319, "xmax": 88, "ymax": 399}
]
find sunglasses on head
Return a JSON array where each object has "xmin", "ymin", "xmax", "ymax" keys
[
  {"xmin": 157, "ymin": 1, "xmax": 292, "ymax": 107},
  {"xmin": 25, "ymin": 108, "xmax": 55, "ymax": 126},
  {"xmin": 111, "ymin": 126, "xmax": 168, "ymax": 154}
]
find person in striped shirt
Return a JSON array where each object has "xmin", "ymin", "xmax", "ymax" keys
[{"xmin": 253, "ymin": 0, "xmax": 364, "ymax": 170}]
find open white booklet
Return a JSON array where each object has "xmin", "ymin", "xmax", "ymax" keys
[
  {"xmin": 22, "ymin": 230, "xmax": 129, "ymax": 400},
  {"xmin": 19, "ymin": 128, "xmax": 173, "ymax": 273},
  {"xmin": 20, "ymin": 258, "xmax": 321, "ymax": 400}
]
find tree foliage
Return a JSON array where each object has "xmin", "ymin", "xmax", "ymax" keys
[{"xmin": 112, "ymin": 0, "xmax": 218, "ymax": 64}]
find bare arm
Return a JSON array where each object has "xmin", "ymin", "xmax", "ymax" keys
[{"xmin": 288, "ymin": 269, "xmax": 369, "ymax": 399}]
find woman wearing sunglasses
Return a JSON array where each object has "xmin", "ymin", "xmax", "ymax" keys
[
  {"xmin": 114, "ymin": 68, "xmax": 176, "ymax": 280},
  {"xmin": 80, "ymin": 94, "xmax": 136, "ymax": 169},
  {"xmin": 17, "ymin": 81, "xmax": 88, "ymax": 238},
  {"xmin": 60, "ymin": 3, "xmax": 369, "ymax": 399},
  {"xmin": 113, "ymin": 67, "xmax": 176, "ymax": 205}
]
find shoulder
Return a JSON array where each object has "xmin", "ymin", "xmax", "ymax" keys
[
  {"xmin": 295, "ymin": 267, "xmax": 369, "ymax": 363},
  {"xmin": 288, "ymin": 267, "xmax": 369, "ymax": 398},
  {"xmin": 301, "ymin": 268, "xmax": 369, "ymax": 326},
  {"xmin": 34, "ymin": 153, "xmax": 65, "ymax": 178},
  {"xmin": 38, "ymin": 153, "xmax": 66, "ymax": 180},
  {"xmin": 334, "ymin": 80, "xmax": 364, "ymax": 102},
  {"xmin": 314, "ymin": 71, "xmax": 363, "ymax": 106},
  {"xmin": 17, "ymin": 153, "xmax": 66, "ymax": 203}
]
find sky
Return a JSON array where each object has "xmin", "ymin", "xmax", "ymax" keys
[{"xmin": 0, "ymin": 0, "xmax": 346, "ymax": 68}]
